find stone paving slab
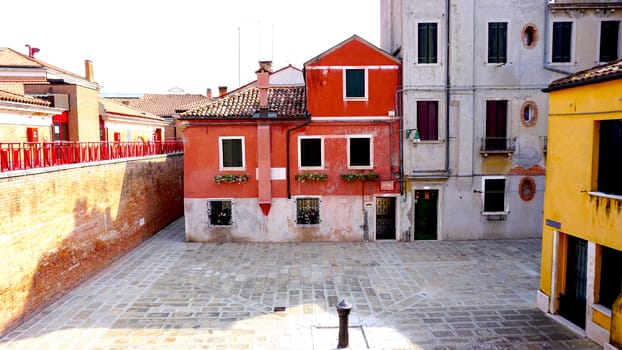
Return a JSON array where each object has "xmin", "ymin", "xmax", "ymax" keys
[{"xmin": 0, "ymin": 218, "xmax": 601, "ymax": 350}]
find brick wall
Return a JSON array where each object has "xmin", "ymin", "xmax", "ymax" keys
[{"xmin": 0, "ymin": 154, "xmax": 184, "ymax": 335}]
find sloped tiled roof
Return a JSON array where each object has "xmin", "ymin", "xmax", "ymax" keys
[
  {"xmin": 109, "ymin": 94, "xmax": 209, "ymax": 117},
  {"xmin": 99, "ymin": 98, "xmax": 165, "ymax": 122},
  {"xmin": 0, "ymin": 89, "xmax": 51, "ymax": 106},
  {"xmin": 0, "ymin": 47, "xmax": 95, "ymax": 85},
  {"xmin": 545, "ymin": 59, "xmax": 622, "ymax": 92},
  {"xmin": 179, "ymin": 85, "xmax": 306, "ymax": 119}
]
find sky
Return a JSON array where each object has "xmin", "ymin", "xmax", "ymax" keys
[{"xmin": 2, "ymin": 0, "xmax": 380, "ymax": 96}]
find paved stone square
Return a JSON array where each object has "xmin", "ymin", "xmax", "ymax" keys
[{"xmin": 0, "ymin": 218, "xmax": 600, "ymax": 349}]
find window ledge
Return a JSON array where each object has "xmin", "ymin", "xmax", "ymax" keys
[
  {"xmin": 588, "ymin": 191, "xmax": 622, "ymax": 201},
  {"xmin": 480, "ymin": 150, "xmax": 514, "ymax": 157},
  {"xmin": 411, "ymin": 139, "xmax": 445, "ymax": 145},
  {"xmin": 482, "ymin": 211, "xmax": 509, "ymax": 216}
]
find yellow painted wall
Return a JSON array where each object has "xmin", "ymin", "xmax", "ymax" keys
[{"xmin": 540, "ymin": 78, "xmax": 622, "ymax": 293}]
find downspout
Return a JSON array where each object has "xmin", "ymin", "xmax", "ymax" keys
[
  {"xmin": 445, "ymin": 0, "xmax": 451, "ymax": 174},
  {"xmin": 544, "ymin": 1, "xmax": 571, "ymax": 75},
  {"xmin": 286, "ymin": 118, "xmax": 311, "ymax": 199}
]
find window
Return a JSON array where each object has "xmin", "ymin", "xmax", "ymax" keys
[
  {"xmin": 220, "ymin": 137, "xmax": 244, "ymax": 169},
  {"xmin": 597, "ymin": 120, "xmax": 622, "ymax": 196},
  {"xmin": 483, "ymin": 177, "xmax": 506, "ymax": 213},
  {"xmin": 348, "ymin": 136, "xmax": 372, "ymax": 168},
  {"xmin": 485, "ymin": 100, "xmax": 508, "ymax": 150},
  {"xmin": 521, "ymin": 101, "xmax": 538, "ymax": 127},
  {"xmin": 600, "ymin": 21, "xmax": 620, "ymax": 62},
  {"xmin": 296, "ymin": 197, "xmax": 320, "ymax": 225},
  {"xmin": 208, "ymin": 200, "xmax": 232, "ymax": 226},
  {"xmin": 299, "ymin": 137, "xmax": 323, "ymax": 168},
  {"xmin": 488, "ymin": 22, "xmax": 507, "ymax": 63},
  {"xmin": 416, "ymin": 101, "xmax": 438, "ymax": 140},
  {"xmin": 552, "ymin": 22, "xmax": 572, "ymax": 63},
  {"xmin": 599, "ymin": 246, "xmax": 622, "ymax": 309},
  {"xmin": 522, "ymin": 24, "xmax": 538, "ymax": 49},
  {"xmin": 418, "ymin": 23, "xmax": 438, "ymax": 64},
  {"xmin": 344, "ymin": 68, "xmax": 366, "ymax": 99}
]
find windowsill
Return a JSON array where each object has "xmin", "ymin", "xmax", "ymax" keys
[
  {"xmin": 411, "ymin": 139, "xmax": 445, "ymax": 144},
  {"xmin": 415, "ymin": 62, "xmax": 441, "ymax": 66},
  {"xmin": 347, "ymin": 166, "xmax": 374, "ymax": 170},
  {"xmin": 588, "ymin": 191, "xmax": 622, "ymax": 201},
  {"xmin": 219, "ymin": 167, "xmax": 246, "ymax": 171},
  {"xmin": 343, "ymin": 97, "xmax": 368, "ymax": 102},
  {"xmin": 299, "ymin": 167, "xmax": 325, "ymax": 171},
  {"xmin": 480, "ymin": 149, "xmax": 514, "ymax": 157},
  {"xmin": 482, "ymin": 211, "xmax": 509, "ymax": 216},
  {"xmin": 548, "ymin": 61, "xmax": 575, "ymax": 66}
]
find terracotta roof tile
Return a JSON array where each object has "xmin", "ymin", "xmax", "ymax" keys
[
  {"xmin": 99, "ymin": 98, "xmax": 164, "ymax": 121},
  {"xmin": 545, "ymin": 59, "xmax": 622, "ymax": 91},
  {"xmin": 109, "ymin": 94, "xmax": 209, "ymax": 117},
  {"xmin": 0, "ymin": 89, "xmax": 51, "ymax": 106},
  {"xmin": 180, "ymin": 85, "xmax": 306, "ymax": 119}
]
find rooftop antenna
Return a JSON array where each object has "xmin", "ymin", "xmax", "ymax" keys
[{"xmin": 238, "ymin": 27, "xmax": 241, "ymax": 87}]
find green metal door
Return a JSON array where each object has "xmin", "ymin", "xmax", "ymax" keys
[
  {"xmin": 414, "ymin": 190, "xmax": 438, "ymax": 240},
  {"xmin": 560, "ymin": 235, "xmax": 587, "ymax": 329}
]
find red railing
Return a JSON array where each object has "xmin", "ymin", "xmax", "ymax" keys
[{"xmin": 1, "ymin": 140, "xmax": 183, "ymax": 172}]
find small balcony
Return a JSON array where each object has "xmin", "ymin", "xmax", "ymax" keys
[{"xmin": 480, "ymin": 137, "xmax": 516, "ymax": 157}]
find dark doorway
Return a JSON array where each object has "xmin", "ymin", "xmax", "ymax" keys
[
  {"xmin": 375, "ymin": 197, "xmax": 396, "ymax": 240},
  {"xmin": 415, "ymin": 190, "xmax": 438, "ymax": 240},
  {"xmin": 559, "ymin": 235, "xmax": 587, "ymax": 329}
]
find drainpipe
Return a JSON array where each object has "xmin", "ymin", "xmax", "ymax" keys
[
  {"xmin": 445, "ymin": 0, "xmax": 451, "ymax": 174},
  {"xmin": 286, "ymin": 118, "xmax": 311, "ymax": 199},
  {"xmin": 544, "ymin": 1, "xmax": 571, "ymax": 75}
]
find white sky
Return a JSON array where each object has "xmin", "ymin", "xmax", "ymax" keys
[{"xmin": 2, "ymin": 0, "xmax": 380, "ymax": 95}]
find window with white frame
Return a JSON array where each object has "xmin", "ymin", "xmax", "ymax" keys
[
  {"xmin": 208, "ymin": 199, "xmax": 232, "ymax": 226},
  {"xmin": 344, "ymin": 68, "xmax": 367, "ymax": 99},
  {"xmin": 600, "ymin": 20, "xmax": 620, "ymax": 63},
  {"xmin": 219, "ymin": 137, "xmax": 245, "ymax": 169},
  {"xmin": 482, "ymin": 177, "xmax": 507, "ymax": 214},
  {"xmin": 299, "ymin": 137, "xmax": 323, "ymax": 168},
  {"xmin": 488, "ymin": 22, "xmax": 507, "ymax": 64},
  {"xmin": 348, "ymin": 136, "xmax": 372, "ymax": 168},
  {"xmin": 295, "ymin": 197, "xmax": 320, "ymax": 225},
  {"xmin": 552, "ymin": 21, "xmax": 572, "ymax": 63},
  {"xmin": 418, "ymin": 23, "xmax": 438, "ymax": 64}
]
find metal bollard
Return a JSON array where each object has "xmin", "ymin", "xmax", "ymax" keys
[{"xmin": 336, "ymin": 299, "xmax": 352, "ymax": 348}]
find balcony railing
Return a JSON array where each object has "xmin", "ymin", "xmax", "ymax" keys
[
  {"xmin": 480, "ymin": 137, "xmax": 516, "ymax": 157},
  {"xmin": 1, "ymin": 140, "xmax": 183, "ymax": 173}
]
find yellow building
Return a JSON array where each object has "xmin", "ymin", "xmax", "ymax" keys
[{"xmin": 538, "ymin": 60, "xmax": 622, "ymax": 349}]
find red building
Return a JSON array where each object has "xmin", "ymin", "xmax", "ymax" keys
[{"xmin": 181, "ymin": 36, "xmax": 401, "ymax": 242}]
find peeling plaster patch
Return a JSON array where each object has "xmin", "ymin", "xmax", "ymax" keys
[{"xmin": 511, "ymin": 145, "xmax": 542, "ymax": 168}]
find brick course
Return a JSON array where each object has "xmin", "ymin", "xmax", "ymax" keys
[{"xmin": 0, "ymin": 154, "xmax": 183, "ymax": 335}]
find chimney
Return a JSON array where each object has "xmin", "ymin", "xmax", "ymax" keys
[
  {"xmin": 206, "ymin": 88, "xmax": 212, "ymax": 100},
  {"xmin": 256, "ymin": 61, "xmax": 271, "ymax": 111},
  {"xmin": 85, "ymin": 60, "xmax": 94, "ymax": 82},
  {"xmin": 258, "ymin": 60, "xmax": 273, "ymax": 73},
  {"xmin": 218, "ymin": 86, "xmax": 228, "ymax": 97}
]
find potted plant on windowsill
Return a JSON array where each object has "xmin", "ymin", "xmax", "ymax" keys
[
  {"xmin": 340, "ymin": 172, "xmax": 380, "ymax": 181},
  {"xmin": 294, "ymin": 172, "xmax": 328, "ymax": 182},
  {"xmin": 214, "ymin": 173, "xmax": 249, "ymax": 184}
]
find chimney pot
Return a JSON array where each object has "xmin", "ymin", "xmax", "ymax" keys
[
  {"xmin": 206, "ymin": 88, "xmax": 212, "ymax": 100},
  {"xmin": 218, "ymin": 86, "xmax": 227, "ymax": 97},
  {"xmin": 258, "ymin": 60, "xmax": 273, "ymax": 73}
]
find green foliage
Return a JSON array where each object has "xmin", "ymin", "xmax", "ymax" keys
[
  {"xmin": 340, "ymin": 172, "xmax": 380, "ymax": 181},
  {"xmin": 294, "ymin": 172, "xmax": 328, "ymax": 182},
  {"xmin": 214, "ymin": 173, "xmax": 249, "ymax": 184}
]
